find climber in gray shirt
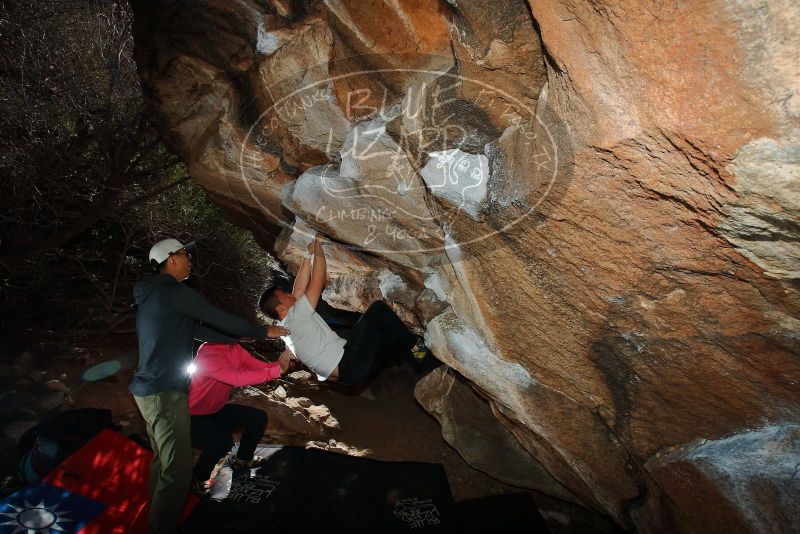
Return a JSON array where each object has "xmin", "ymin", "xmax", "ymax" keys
[
  {"xmin": 259, "ymin": 234, "xmax": 428, "ymax": 387},
  {"xmin": 131, "ymin": 237, "xmax": 287, "ymax": 533}
]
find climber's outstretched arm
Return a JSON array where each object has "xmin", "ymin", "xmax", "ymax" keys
[
  {"xmin": 305, "ymin": 234, "xmax": 326, "ymax": 309},
  {"xmin": 292, "ymin": 247, "xmax": 313, "ymax": 299}
]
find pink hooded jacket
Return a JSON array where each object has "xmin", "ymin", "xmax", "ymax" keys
[{"xmin": 188, "ymin": 343, "xmax": 281, "ymax": 415}]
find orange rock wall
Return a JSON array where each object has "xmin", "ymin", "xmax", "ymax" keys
[{"xmin": 130, "ymin": 0, "xmax": 800, "ymax": 530}]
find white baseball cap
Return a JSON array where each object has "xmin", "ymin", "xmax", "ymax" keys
[{"xmin": 148, "ymin": 238, "xmax": 195, "ymax": 264}]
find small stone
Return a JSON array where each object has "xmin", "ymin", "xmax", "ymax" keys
[
  {"xmin": 29, "ymin": 371, "xmax": 49, "ymax": 383},
  {"xmin": 45, "ymin": 380, "xmax": 70, "ymax": 394},
  {"xmin": 322, "ymin": 416, "xmax": 340, "ymax": 429},
  {"xmin": 286, "ymin": 396, "xmax": 313, "ymax": 409},
  {"xmin": 273, "ymin": 385, "xmax": 287, "ymax": 399},
  {"xmin": 288, "ymin": 370, "xmax": 312, "ymax": 382},
  {"xmin": 306, "ymin": 404, "xmax": 331, "ymax": 420},
  {"xmin": 235, "ymin": 386, "xmax": 267, "ymax": 398}
]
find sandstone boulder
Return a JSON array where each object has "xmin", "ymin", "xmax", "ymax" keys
[
  {"xmin": 415, "ymin": 366, "xmax": 579, "ymax": 503},
  {"xmin": 130, "ymin": 0, "xmax": 800, "ymax": 530}
]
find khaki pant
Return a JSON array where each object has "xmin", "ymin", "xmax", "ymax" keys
[{"xmin": 134, "ymin": 391, "xmax": 192, "ymax": 534}]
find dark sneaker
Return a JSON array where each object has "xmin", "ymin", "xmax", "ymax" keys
[{"xmin": 224, "ymin": 455, "xmax": 253, "ymax": 480}]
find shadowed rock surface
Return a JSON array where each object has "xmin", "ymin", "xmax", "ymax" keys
[{"xmin": 128, "ymin": 0, "xmax": 800, "ymax": 531}]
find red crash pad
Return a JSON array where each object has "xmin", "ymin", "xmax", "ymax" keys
[{"xmin": 40, "ymin": 429, "xmax": 197, "ymax": 533}]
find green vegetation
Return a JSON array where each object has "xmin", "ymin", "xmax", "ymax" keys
[{"xmin": 0, "ymin": 1, "xmax": 282, "ymax": 350}]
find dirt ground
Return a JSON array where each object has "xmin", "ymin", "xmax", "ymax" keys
[
  {"xmin": 53, "ymin": 337, "xmax": 519, "ymax": 500},
  {"xmin": 2, "ymin": 337, "xmax": 619, "ymax": 533}
]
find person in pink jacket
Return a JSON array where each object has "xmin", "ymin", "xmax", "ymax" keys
[{"xmin": 188, "ymin": 342, "xmax": 291, "ymax": 492}]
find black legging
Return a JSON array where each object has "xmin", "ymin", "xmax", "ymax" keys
[
  {"xmin": 337, "ymin": 300, "xmax": 418, "ymax": 385},
  {"xmin": 190, "ymin": 403, "xmax": 267, "ymax": 482}
]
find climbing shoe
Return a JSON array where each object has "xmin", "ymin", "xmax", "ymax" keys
[{"xmin": 411, "ymin": 337, "xmax": 428, "ymax": 360}]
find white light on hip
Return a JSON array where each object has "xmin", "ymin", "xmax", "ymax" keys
[{"xmin": 187, "ymin": 363, "xmax": 197, "ymax": 375}]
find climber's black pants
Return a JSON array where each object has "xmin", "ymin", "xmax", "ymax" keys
[{"xmin": 337, "ymin": 300, "xmax": 418, "ymax": 385}]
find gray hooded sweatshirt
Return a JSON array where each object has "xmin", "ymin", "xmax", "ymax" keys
[{"xmin": 130, "ymin": 274, "xmax": 266, "ymax": 396}]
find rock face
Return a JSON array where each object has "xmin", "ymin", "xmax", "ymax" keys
[
  {"xmin": 642, "ymin": 424, "xmax": 800, "ymax": 533},
  {"xmin": 414, "ymin": 366, "xmax": 579, "ymax": 503},
  {"xmin": 129, "ymin": 0, "xmax": 800, "ymax": 531}
]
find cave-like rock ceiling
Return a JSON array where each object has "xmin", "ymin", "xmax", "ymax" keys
[{"xmin": 129, "ymin": 1, "xmax": 799, "ymax": 531}]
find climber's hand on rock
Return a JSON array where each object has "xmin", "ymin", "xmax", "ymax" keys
[{"xmin": 278, "ymin": 349, "xmax": 293, "ymax": 373}]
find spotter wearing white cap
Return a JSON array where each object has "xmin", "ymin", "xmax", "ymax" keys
[{"xmin": 148, "ymin": 238, "xmax": 195, "ymax": 264}]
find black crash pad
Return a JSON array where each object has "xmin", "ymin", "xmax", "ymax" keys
[
  {"xmin": 183, "ymin": 445, "xmax": 455, "ymax": 533},
  {"xmin": 455, "ymin": 493, "xmax": 550, "ymax": 533}
]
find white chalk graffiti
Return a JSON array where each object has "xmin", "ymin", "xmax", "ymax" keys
[
  {"xmin": 228, "ymin": 475, "xmax": 281, "ymax": 504},
  {"xmin": 393, "ymin": 497, "xmax": 441, "ymax": 529}
]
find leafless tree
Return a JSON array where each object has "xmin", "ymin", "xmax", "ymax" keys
[
  {"xmin": 0, "ymin": 1, "xmax": 281, "ymax": 347},
  {"xmin": 0, "ymin": 0, "xmax": 187, "ymax": 262}
]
